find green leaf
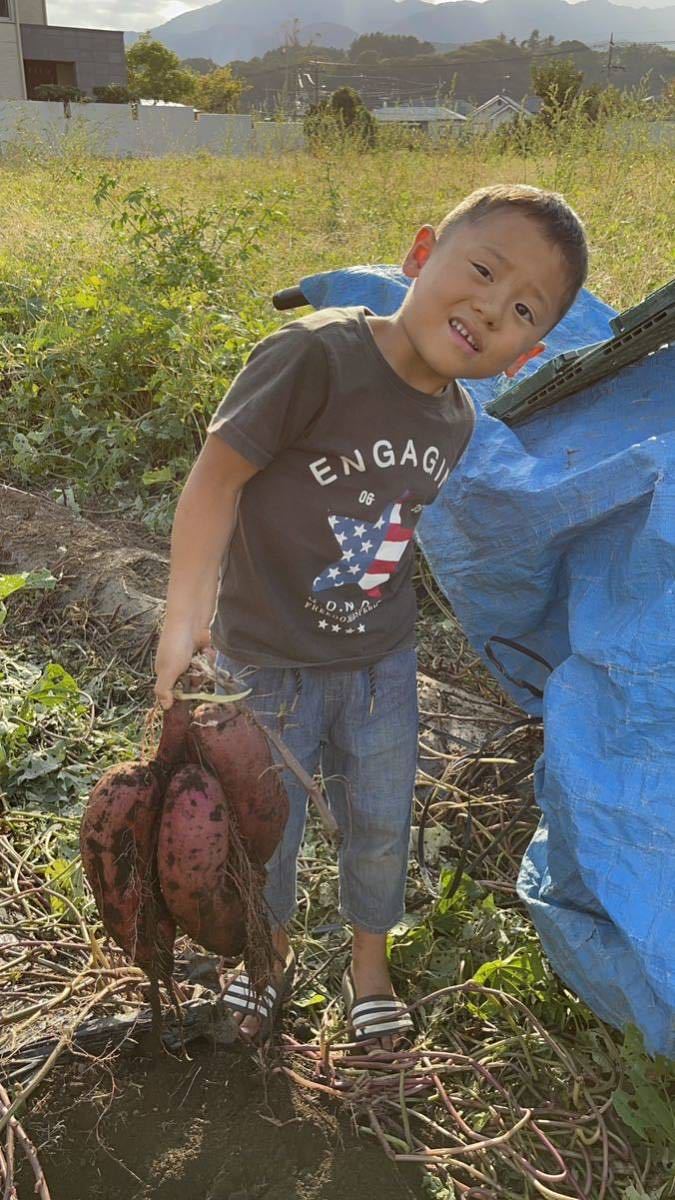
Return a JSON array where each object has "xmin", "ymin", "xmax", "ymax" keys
[
  {"xmin": 0, "ymin": 571, "xmax": 55, "ymax": 600},
  {"xmin": 44, "ymin": 858, "xmax": 75, "ymax": 917},
  {"xmin": 388, "ymin": 913, "xmax": 424, "ymax": 938},
  {"xmin": 612, "ymin": 1088, "xmax": 649, "ymax": 1140},
  {"xmin": 27, "ymin": 664, "xmax": 81, "ymax": 710},
  {"xmin": 0, "ymin": 571, "xmax": 56, "ymax": 626},
  {"xmin": 71, "ymin": 291, "xmax": 100, "ymax": 310},
  {"xmin": 0, "ymin": 574, "xmax": 29, "ymax": 602},
  {"xmin": 15, "ymin": 748, "xmax": 65, "ymax": 782},
  {"xmin": 142, "ymin": 466, "xmax": 174, "ymax": 486},
  {"xmin": 293, "ymin": 992, "xmax": 326, "ymax": 1009}
]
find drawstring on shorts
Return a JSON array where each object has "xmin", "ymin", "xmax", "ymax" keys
[
  {"xmin": 367, "ymin": 664, "xmax": 377, "ymax": 715},
  {"xmin": 291, "ymin": 668, "xmax": 303, "ymax": 711}
]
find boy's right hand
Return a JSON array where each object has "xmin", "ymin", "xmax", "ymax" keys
[{"xmin": 154, "ymin": 623, "xmax": 212, "ymax": 710}]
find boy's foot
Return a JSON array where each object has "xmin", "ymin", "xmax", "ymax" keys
[
  {"xmin": 223, "ymin": 926, "xmax": 292, "ymax": 1041},
  {"xmin": 346, "ymin": 928, "xmax": 414, "ymax": 1051}
]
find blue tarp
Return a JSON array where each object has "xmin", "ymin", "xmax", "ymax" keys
[{"xmin": 301, "ymin": 265, "xmax": 675, "ymax": 1056}]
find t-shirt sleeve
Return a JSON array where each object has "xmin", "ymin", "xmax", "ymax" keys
[{"xmin": 208, "ymin": 323, "xmax": 329, "ymax": 468}]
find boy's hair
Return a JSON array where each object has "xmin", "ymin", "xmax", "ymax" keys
[{"xmin": 437, "ymin": 184, "xmax": 588, "ymax": 320}]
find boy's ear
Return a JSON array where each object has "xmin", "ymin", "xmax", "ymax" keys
[
  {"xmin": 402, "ymin": 225, "xmax": 437, "ymax": 279},
  {"xmin": 504, "ymin": 342, "xmax": 545, "ymax": 378}
]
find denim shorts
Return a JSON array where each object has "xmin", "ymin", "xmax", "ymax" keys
[{"xmin": 216, "ymin": 648, "xmax": 419, "ymax": 934}]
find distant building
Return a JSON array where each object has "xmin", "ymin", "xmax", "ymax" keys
[
  {"xmin": 468, "ymin": 94, "xmax": 536, "ymax": 130},
  {"xmin": 371, "ymin": 104, "xmax": 466, "ymax": 134},
  {"xmin": 0, "ymin": 0, "xmax": 126, "ymax": 100},
  {"xmin": 451, "ymin": 98, "xmax": 474, "ymax": 117}
]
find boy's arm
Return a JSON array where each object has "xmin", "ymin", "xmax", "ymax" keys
[{"xmin": 154, "ymin": 435, "xmax": 258, "ymax": 709}]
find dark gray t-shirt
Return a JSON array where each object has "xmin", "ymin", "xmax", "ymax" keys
[{"xmin": 208, "ymin": 306, "xmax": 474, "ymax": 669}]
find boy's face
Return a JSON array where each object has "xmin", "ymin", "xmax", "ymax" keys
[{"xmin": 400, "ymin": 209, "xmax": 570, "ymax": 382}]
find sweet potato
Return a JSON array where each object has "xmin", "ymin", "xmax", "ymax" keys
[
  {"xmin": 189, "ymin": 704, "xmax": 289, "ymax": 866},
  {"xmin": 154, "ymin": 695, "xmax": 193, "ymax": 770},
  {"xmin": 79, "ymin": 761, "xmax": 175, "ymax": 984},
  {"xmin": 157, "ymin": 763, "xmax": 246, "ymax": 958}
]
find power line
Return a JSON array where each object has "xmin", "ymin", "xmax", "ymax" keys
[
  {"xmin": 233, "ymin": 44, "xmax": 590, "ymax": 81},
  {"xmin": 308, "ymin": 44, "xmax": 609, "ymax": 72},
  {"xmin": 232, "ymin": 37, "xmax": 675, "ymax": 101}
]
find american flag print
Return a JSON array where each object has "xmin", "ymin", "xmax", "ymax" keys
[{"xmin": 312, "ymin": 497, "xmax": 417, "ymax": 600}]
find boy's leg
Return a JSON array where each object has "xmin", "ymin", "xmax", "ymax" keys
[
  {"xmin": 327, "ymin": 649, "xmax": 419, "ymax": 1039},
  {"xmin": 216, "ymin": 654, "xmax": 323, "ymax": 1034}
]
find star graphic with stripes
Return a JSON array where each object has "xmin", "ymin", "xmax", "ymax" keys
[{"xmin": 313, "ymin": 497, "xmax": 416, "ymax": 600}]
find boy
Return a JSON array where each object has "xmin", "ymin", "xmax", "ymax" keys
[{"xmin": 155, "ymin": 184, "xmax": 588, "ymax": 1046}]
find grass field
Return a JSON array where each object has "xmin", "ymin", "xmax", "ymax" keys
[{"xmin": 1, "ymin": 121, "xmax": 674, "ymax": 1199}]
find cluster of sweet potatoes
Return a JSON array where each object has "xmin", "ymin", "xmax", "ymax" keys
[{"xmin": 80, "ymin": 696, "xmax": 288, "ymax": 987}]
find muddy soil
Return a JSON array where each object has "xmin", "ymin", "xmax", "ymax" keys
[
  {"xmin": 0, "ymin": 484, "xmax": 168, "ymax": 660},
  {"xmin": 21, "ymin": 1045, "xmax": 425, "ymax": 1200}
]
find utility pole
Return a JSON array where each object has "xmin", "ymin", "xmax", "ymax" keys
[
  {"xmin": 606, "ymin": 32, "xmax": 615, "ymax": 83},
  {"xmin": 314, "ymin": 60, "xmax": 320, "ymax": 108}
]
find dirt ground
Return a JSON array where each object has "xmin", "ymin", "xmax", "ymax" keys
[{"xmin": 20, "ymin": 1044, "xmax": 426, "ymax": 1200}]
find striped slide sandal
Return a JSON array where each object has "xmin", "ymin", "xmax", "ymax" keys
[
  {"xmin": 223, "ymin": 948, "xmax": 295, "ymax": 1042},
  {"xmin": 342, "ymin": 966, "xmax": 414, "ymax": 1048}
]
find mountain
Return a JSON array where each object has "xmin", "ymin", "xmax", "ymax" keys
[
  {"xmin": 389, "ymin": 0, "xmax": 675, "ymax": 44},
  {"xmin": 127, "ymin": 0, "xmax": 675, "ymax": 61},
  {"xmin": 299, "ymin": 23, "xmax": 360, "ymax": 50}
]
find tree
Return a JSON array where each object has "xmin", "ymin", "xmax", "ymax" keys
[
  {"xmin": 579, "ymin": 82, "xmax": 603, "ymax": 122},
  {"xmin": 349, "ymin": 32, "xmax": 434, "ymax": 61},
  {"xmin": 531, "ymin": 58, "xmax": 583, "ymax": 115},
  {"xmin": 181, "ymin": 57, "xmax": 220, "ymax": 76},
  {"xmin": 329, "ymin": 86, "xmax": 376, "ymax": 143},
  {"xmin": 126, "ymin": 34, "xmax": 197, "ymax": 104},
  {"xmin": 93, "ymin": 84, "xmax": 137, "ymax": 104},
  {"xmin": 195, "ymin": 67, "xmax": 248, "ymax": 113},
  {"xmin": 305, "ymin": 86, "xmax": 376, "ymax": 149}
]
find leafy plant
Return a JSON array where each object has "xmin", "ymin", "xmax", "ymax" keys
[
  {"xmin": 0, "ymin": 176, "xmax": 287, "ymax": 532},
  {"xmin": 612, "ymin": 1026, "xmax": 675, "ymax": 1164},
  {"xmin": 92, "ymin": 84, "xmax": 137, "ymax": 105},
  {"xmin": 126, "ymin": 33, "xmax": 198, "ymax": 104},
  {"xmin": 0, "ymin": 635, "xmax": 140, "ymax": 812},
  {"xmin": 33, "ymin": 85, "xmax": 84, "ymax": 104},
  {"xmin": 195, "ymin": 66, "xmax": 249, "ymax": 114},
  {"xmin": 305, "ymin": 87, "xmax": 377, "ymax": 151},
  {"xmin": 387, "ymin": 868, "xmax": 583, "ymax": 1030},
  {"xmin": 0, "ymin": 570, "xmax": 55, "ymax": 627}
]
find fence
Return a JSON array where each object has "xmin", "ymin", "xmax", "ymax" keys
[{"xmin": 0, "ymin": 100, "xmax": 306, "ymax": 158}]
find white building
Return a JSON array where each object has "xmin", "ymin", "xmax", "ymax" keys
[
  {"xmin": 372, "ymin": 104, "xmax": 466, "ymax": 134},
  {"xmin": 468, "ymin": 94, "xmax": 537, "ymax": 131}
]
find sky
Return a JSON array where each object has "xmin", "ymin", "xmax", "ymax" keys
[
  {"xmin": 48, "ymin": 1, "xmax": 208, "ymax": 30},
  {"xmin": 48, "ymin": 0, "xmax": 493, "ymax": 32},
  {"xmin": 50, "ymin": 0, "xmax": 665, "ymax": 34}
]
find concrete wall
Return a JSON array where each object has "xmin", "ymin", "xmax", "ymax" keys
[
  {"xmin": 20, "ymin": 24, "xmax": 127, "ymax": 93},
  {"xmin": 17, "ymin": 0, "xmax": 46, "ymax": 24},
  {"xmin": 0, "ymin": 16, "xmax": 25, "ymax": 99},
  {"xmin": 195, "ymin": 112, "xmax": 252, "ymax": 156},
  {"xmin": 0, "ymin": 99, "xmax": 306, "ymax": 157},
  {"xmin": 0, "ymin": 98, "xmax": 65, "ymax": 147},
  {"xmin": 66, "ymin": 102, "xmax": 138, "ymax": 157},
  {"xmin": 250, "ymin": 120, "xmax": 304, "ymax": 155}
]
